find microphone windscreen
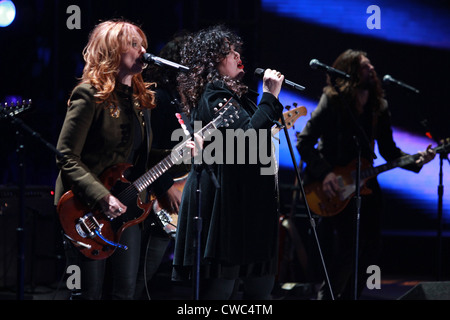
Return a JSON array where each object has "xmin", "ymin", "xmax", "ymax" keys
[
  {"xmin": 309, "ymin": 59, "xmax": 319, "ymax": 69},
  {"xmin": 383, "ymin": 74, "xmax": 392, "ymax": 82},
  {"xmin": 254, "ymin": 68, "xmax": 265, "ymax": 77}
]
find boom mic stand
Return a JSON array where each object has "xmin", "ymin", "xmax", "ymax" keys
[
  {"xmin": 175, "ymin": 110, "xmax": 219, "ymax": 300},
  {"xmin": 1, "ymin": 101, "xmax": 63, "ymax": 300},
  {"xmin": 279, "ymin": 112, "xmax": 335, "ymax": 300},
  {"xmin": 331, "ymin": 78, "xmax": 376, "ymax": 300},
  {"xmin": 436, "ymin": 147, "xmax": 449, "ymax": 280},
  {"xmin": 419, "ymin": 118, "xmax": 449, "ymax": 281}
]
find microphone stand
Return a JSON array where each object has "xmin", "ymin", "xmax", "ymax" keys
[
  {"xmin": 352, "ymin": 136, "xmax": 362, "ymax": 300},
  {"xmin": 280, "ymin": 113, "xmax": 335, "ymax": 300},
  {"xmin": 419, "ymin": 118, "xmax": 449, "ymax": 281},
  {"xmin": 0, "ymin": 105, "xmax": 63, "ymax": 300},
  {"xmin": 177, "ymin": 109, "xmax": 220, "ymax": 300},
  {"xmin": 331, "ymin": 78, "xmax": 376, "ymax": 300},
  {"xmin": 192, "ymin": 154, "xmax": 220, "ymax": 300},
  {"xmin": 436, "ymin": 152, "xmax": 446, "ymax": 280}
]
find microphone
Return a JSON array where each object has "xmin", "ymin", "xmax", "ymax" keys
[
  {"xmin": 254, "ymin": 68, "xmax": 306, "ymax": 91},
  {"xmin": 309, "ymin": 59, "xmax": 351, "ymax": 79},
  {"xmin": 383, "ymin": 74, "xmax": 420, "ymax": 94},
  {"xmin": 142, "ymin": 53, "xmax": 189, "ymax": 73}
]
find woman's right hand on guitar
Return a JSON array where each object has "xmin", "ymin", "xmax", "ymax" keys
[
  {"xmin": 99, "ymin": 194, "xmax": 127, "ymax": 219},
  {"xmin": 156, "ymin": 184, "xmax": 182, "ymax": 214},
  {"xmin": 322, "ymin": 172, "xmax": 340, "ymax": 198}
]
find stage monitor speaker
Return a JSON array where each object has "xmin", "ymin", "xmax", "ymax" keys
[
  {"xmin": 398, "ymin": 281, "xmax": 450, "ymax": 300},
  {"xmin": 0, "ymin": 185, "xmax": 61, "ymax": 289}
]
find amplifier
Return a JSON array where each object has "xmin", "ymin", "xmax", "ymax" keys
[{"xmin": 0, "ymin": 185, "xmax": 62, "ymax": 290}]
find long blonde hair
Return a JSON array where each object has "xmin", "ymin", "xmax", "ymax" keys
[{"xmin": 81, "ymin": 20, "xmax": 155, "ymax": 109}]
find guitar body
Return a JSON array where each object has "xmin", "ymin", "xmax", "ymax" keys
[
  {"xmin": 304, "ymin": 141, "xmax": 449, "ymax": 217},
  {"xmin": 56, "ymin": 98, "xmax": 254, "ymax": 258},
  {"xmin": 304, "ymin": 158, "xmax": 373, "ymax": 217},
  {"xmin": 57, "ymin": 163, "xmax": 152, "ymax": 260},
  {"xmin": 151, "ymin": 174, "xmax": 187, "ymax": 238}
]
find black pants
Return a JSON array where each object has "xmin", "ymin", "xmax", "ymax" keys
[
  {"xmin": 317, "ymin": 182, "xmax": 383, "ymax": 300},
  {"xmin": 64, "ymin": 224, "xmax": 141, "ymax": 300},
  {"xmin": 134, "ymin": 222, "xmax": 171, "ymax": 300}
]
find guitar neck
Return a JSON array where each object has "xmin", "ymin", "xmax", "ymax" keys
[
  {"xmin": 132, "ymin": 118, "xmax": 219, "ymax": 192},
  {"xmin": 363, "ymin": 153, "xmax": 419, "ymax": 179},
  {"xmin": 361, "ymin": 143, "xmax": 448, "ymax": 179}
]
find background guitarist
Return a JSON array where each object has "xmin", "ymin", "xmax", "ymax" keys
[
  {"xmin": 54, "ymin": 20, "xmax": 180, "ymax": 300},
  {"xmin": 296, "ymin": 49, "xmax": 435, "ymax": 300}
]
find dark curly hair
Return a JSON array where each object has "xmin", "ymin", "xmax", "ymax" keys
[
  {"xmin": 324, "ymin": 49, "xmax": 385, "ymax": 114},
  {"xmin": 145, "ymin": 30, "xmax": 190, "ymax": 92},
  {"xmin": 177, "ymin": 25, "xmax": 248, "ymax": 114}
]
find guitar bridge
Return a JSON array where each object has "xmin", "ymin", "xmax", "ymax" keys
[
  {"xmin": 76, "ymin": 213, "xmax": 102, "ymax": 238},
  {"xmin": 155, "ymin": 208, "xmax": 173, "ymax": 226},
  {"xmin": 75, "ymin": 212, "xmax": 128, "ymax": 251}
]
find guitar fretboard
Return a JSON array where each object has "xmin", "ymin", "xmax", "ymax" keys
[
  {"xmin": 360, "ymin": 142, "xmax": 450, "ymax": 180},
  {"xmin": 361, "ymin": 153, "xmax": 420, "ymax": 180},
  {"xmin": 132, "ymin": 115, "xmax": 223, "ymax": 192}
]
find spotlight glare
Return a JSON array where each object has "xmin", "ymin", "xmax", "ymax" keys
[{"xmin": 0, "ymin": 0, "xmax": 16, "ymax": 27}]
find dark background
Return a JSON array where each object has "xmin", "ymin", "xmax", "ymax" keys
[{"xmin": 0, "ymin": 0, "xmax": 449, "ymax": 290}]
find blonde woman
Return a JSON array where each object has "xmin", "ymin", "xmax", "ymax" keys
[{"xmin": 55, "ymin": 19, "xmax": 158, "ymax": 300}]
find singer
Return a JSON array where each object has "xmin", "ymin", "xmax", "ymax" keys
[
  {"xmin": 296, "ymin": 49, "xmax": 435, "ymax": 300},
  {"xmin": 54, "ymin": 20, "xmax": 181, "ymax": 300},
  {"xmin": 172, "ymin": 24, "xmax": 285, "ymax": 300}
]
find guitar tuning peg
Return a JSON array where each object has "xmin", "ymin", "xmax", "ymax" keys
[
  {"xmin": 293, "ymin": 102, "xmax": 298, "ymax": 107},
  {"xmin": 285, "ymin": 105, "xmax": 291, "ymax": 110},
  {"xmin": 213, "ymin": 107, "xmax": 218, "ymax": 112}
]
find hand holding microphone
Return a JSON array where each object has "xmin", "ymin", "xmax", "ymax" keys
[
  {"xmin": 261, "ymin": 69, "xmax": 285, "ymax": 98},
  {"xmin": 254, "ymin": 68, "xmax": 306, "ymax": 92}
]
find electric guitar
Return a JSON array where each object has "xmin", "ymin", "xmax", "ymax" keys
[
  {"xmin": 1, "ymin": 99, "xmax": 32, "ymax": 119},
  {"xmin": 151, "ymin": 103, "xmax": 308, "ymax": 238},
  {"xmin": 272, "ymin": 104, "xmax": 307, "ymax": 135},
  {"xmin": 57, "ymin": 97, "xmax": 239, "ymax": 260},
  {"xmin": 304, "ymin": 141, "xmax": 449, "ymax": 217},
  {"xmin": 151, "ymin": 174, "xmax": 187, "ymax": 238}
]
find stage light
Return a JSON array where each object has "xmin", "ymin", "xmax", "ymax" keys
[
  {"xmin": 262, "ymin": 0, "xmax": 450, "ymax": 50},
  {"xmin": 0, "ymin": 0, "xmax": 16, "ymax": 27}
]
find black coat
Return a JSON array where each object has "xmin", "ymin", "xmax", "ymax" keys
[{"xmin": 173, "ymin": 81, "xmax": 283, "ymax": 277}]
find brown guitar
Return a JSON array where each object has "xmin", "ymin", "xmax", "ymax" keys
[
  {"xmin": 272, "ymin": 104, "xmax": 307, "ymax": 135},
  {"xmin": 151, "ymin": 174, "xmax": 187, "ymax": 238},
  {"xmin": 151, "ymin": 105, "xmax": 308, "ymax": 239},
  {"xmin": 57, "ymin": 98, "xmax": 239, "ymax": 260},
  {"xmin": 304, "ymin": 142, "xmax": 449, "ymax": 217}
]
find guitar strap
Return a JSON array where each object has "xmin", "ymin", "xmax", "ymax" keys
[{"xmin": 143, "ymin": 108, "xmax": 152, "ymax": 161}]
